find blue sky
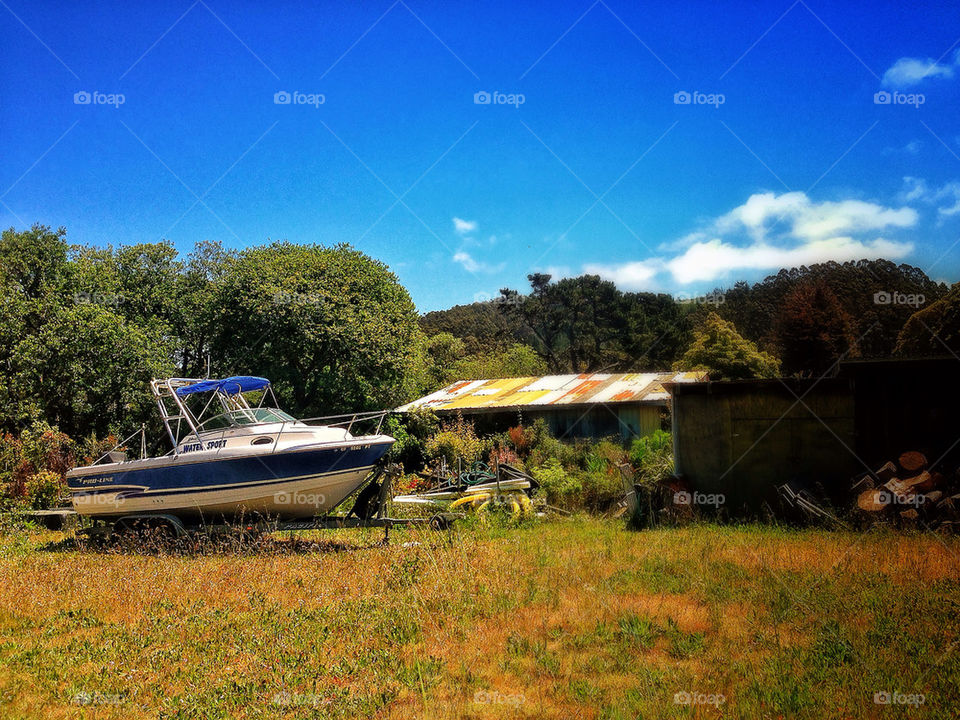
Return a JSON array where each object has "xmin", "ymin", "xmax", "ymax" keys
[{"xmin": 2, "ymin": 0, "xmax": 959, "ymax": 311}]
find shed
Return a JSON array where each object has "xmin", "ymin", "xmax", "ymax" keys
[{"xmin": 668, "ymin": 357, "xmax": 960, "ymax": 515}]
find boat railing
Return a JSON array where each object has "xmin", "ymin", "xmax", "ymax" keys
[
  {"xmin": 90, "ymin": 424, "xmax": 148, "ymax": 465},
  {"xmin": 180, "ymin": 409, "xmax": 391, "ymax": 456}
]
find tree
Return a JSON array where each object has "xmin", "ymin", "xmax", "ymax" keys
[
  {"xmin": 211, "ymin": 241, "xmax": 424, "ymax": 415},
  {"xmin": 424, "ymin": 332, "xmax": 466, "ymax": 388},
  {"xmin": 0, "ymin": 226, "xmax": 171, "ymax": 437},
  {"xmin": 446, "ymin": 343, "xmax": 548, "ymax": 383},
  {"xmin": 717, "ymin": 260, "xmax": 946, "ymax": 357},
  {"xmin": 775, "ymin": 281, "xmax": 857, "ymax": 376},
  {"xmin": 13, "ymin": 303, "xmax": 170, "ymax": 438},
  {"xmin": 896, "ymin": 284, "xmax": 960, "ymax": 356},
  {"xmin": 498, "ymin": 274, "xmax": 686, "ymax": 372},
  {"xmin": 675, "ymin": 312, "xmax": 780, "ymax": 380}
]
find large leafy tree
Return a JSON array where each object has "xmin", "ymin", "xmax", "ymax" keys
[
  {"xmin": 14, "ymin": 304, "xmax": 169, "ymax": 438},
  {"xmin": 499, "ymin": 274, "xmax": 688, "ymax": 372},
  {"xmin": 775, "ymin": 281, "xmax": 857, "ymax": 376},
  {"xmin": 675, "ymin": 312, "xmax": 780, "ymax": 380},
  {"xmin": 717, "ymin": 260, "xmax": 946, "ymax": 357},
  {"xmin": 896, "ymin": 284, "xmax": 960, "ymax": 356},
  {"xmin": 211, "ymin": 242, "xmax": 424, "ymax": 415},
  {"xmin": 0, "ymin": 225, "xmax": 171, "ymax": 437}
]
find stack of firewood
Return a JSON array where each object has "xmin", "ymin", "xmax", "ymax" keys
[{"xmin": 853, "ymin": 451, "xmax": 960, "ymax": 531}]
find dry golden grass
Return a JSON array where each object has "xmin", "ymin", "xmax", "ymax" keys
[{"xmin": 0, "ymin": 520, "xmax": 957, "ymax": 719}]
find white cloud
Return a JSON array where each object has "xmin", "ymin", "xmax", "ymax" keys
[
  {"xmin": 936, "ymin": 183, "xmax": 960, "ymax": 216},
  {"xmin": 712, "ymin": 191, "xmax": 916, "ymax": 242},
  {"xmin": 581, "ymin": 191, "xmax": 917, "ymax": 288},
  {"xmin": 665, "ymin": 236, "xmax": 912, "ymax": 284},
  {"xmin": 452, "ymin": 251, "xmax": 503, "ymax": 274},
  {"xmin": 900, "ymin": 176, "xmax": 960, "ymax": 216},
  {"xmin": 881, "ymin": 50, "xmax": 960, "ymax": 87},
  {"xmin": 582, "ymin": 260, "xmax": 662, "ymax": 291},
  {"xmin": 452, "ymin": 217, "xmax": 477, "ymax": 235}
]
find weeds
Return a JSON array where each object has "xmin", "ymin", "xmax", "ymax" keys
[{"xmin": 0, "ymin": 520, "xmax": 957, "ymax": 718}]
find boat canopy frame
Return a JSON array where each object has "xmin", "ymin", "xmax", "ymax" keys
[
  {"xmin": 150, "ymin": 377, "xmax": 281, "ymax": 450},
  {"xmin": 149, "ymin": 378, "xmax": 389, "ymax": 455}
]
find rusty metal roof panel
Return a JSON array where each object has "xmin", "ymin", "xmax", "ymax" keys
[{"xmin": 397, "ymin": 371, "xmax": 708, "ymax": 412}]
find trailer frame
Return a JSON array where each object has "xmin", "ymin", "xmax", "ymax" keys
[{"xmin": 77, "ymin": 466, "xmax": 458, "ymax": 545}]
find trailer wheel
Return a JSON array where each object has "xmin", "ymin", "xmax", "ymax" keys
[
  {"xmin": 430, "ymin": 513, "xmax": 457, "ymax": 531},
  {"xmin": 113, "ymin": 514, "xmax": 187, "ymax": 545}
]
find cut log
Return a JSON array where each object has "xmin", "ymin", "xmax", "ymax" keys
[
  {"xmin": 857, "ymin": 489, "xmax": 891, "ymax": 512},
  {"xmin": 924, "ymin": 490, "xmax": 944, "ymax": 505},
  {"xmin": 903, "ymin": 471, "xmax": 934, "ymax": 494},
  {"xmin": 884, "ymin": 478, "xmax": 910, "ymax": 497},
  {"xmin": 900, "ymin": 508, "xmax": 919, "ymax": 521},
  {"xmin": 875, "ymin": 461, "xmax": 898, "ymax": 483},
  {"xmin": 938, "ymin": 494, "xmax": 960, "ymax": 520},
  {"xmin": 899, "ymin": 451, "xmax": 928, "ymax": 474}
]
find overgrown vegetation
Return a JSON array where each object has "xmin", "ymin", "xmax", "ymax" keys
[
  {"xmin": 393, "ymin": 413, "xmax": 636, "ymax": 514},
  {"xmin": 1, "ymin": 520, "xmax": 957, "ymax": 719},
  {"xmin": 0, "ymin": 422, "xmax": 77, "ymax": 510}
]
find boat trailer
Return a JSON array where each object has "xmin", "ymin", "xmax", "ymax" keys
[{"xmin": 77, "ymin": 466, "xmax": 458, "ymax": 544}]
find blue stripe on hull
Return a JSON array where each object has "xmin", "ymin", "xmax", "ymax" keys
[{"xmin": 67, "ymin": 444, "xmax": 391, "ymax": 497}]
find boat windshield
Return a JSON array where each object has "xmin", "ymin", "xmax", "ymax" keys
[{"xmin": 199, "ymin": 408, "xmax": 296, "ymax": 432}]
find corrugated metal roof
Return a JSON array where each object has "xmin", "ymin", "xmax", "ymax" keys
[{"xmin": 398, "ymin": 371, "xmax": 707, "ymax": 412}]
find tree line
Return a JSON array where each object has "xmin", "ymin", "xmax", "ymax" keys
[
  {"xmin": 0, "ymin": 225, "xmax": 424, "ymax": 444},
  {"xmin": 422, "ymin": 259, "xmax": 955, "ymax": 379},
  {"xmin": 3, "ymin": 223, "xmax": 958, "ymax": 446}
]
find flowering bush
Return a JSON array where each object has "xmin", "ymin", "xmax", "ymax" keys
[
  {"xmin": 424, "ymin": 414, "xmax": 483, "ymax": 469},
  {"xmin": 0, "ymin": 422, "xmax": 75, "ymax": 509},
  {"xmin": 25, "ymin": 470, "xmax": 67, "ymax": 510}
]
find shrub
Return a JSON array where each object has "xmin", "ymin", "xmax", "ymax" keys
[
  {"xmin": 578, "ymin": 470, "xmax": 624, "ymax": 513},
  {"xmin": 0, "ymin": 421, "xmax": 75, "ymax": 509},
  {"xmin": 533, "ymin": 458, "xmax": 582, "ymax": 508},
  {"xmin": 424, "ymin": 414, "xmax": 483, "ymax": 469},
  {"xmin": 629, "ymin": 430, "xmax": 674, "ymax": 489},
  {"xmin": 488, "ymin": 446, "xmax": 523, "ymax": 470},
  {"xmin": 507, "ymin": 424, "xmax": 533, "ymax": 452},
  {"xmin": 384, "ymin": 407, "xmax": 440, "ymax": 471},
  {"xmin": 25, "ymin": 470, "xmax": 67, "ymax": 510},
  {"xmin": 526, "ymin": 420, "xmax": 577, "ymax": 470}
]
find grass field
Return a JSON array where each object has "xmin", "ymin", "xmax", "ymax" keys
[{"xmin": 0, "ymin": 518, "xmax": 958, "ymax": 719}]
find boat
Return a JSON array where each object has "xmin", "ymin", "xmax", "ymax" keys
[{"xmin": 66, "ymin": 376, "xmax": 395, "ymax": 522}]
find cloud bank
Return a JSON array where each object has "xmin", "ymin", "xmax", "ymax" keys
[{"xmin": 584, "ymin": 191, "xmax": 917, "ymax": 290}]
